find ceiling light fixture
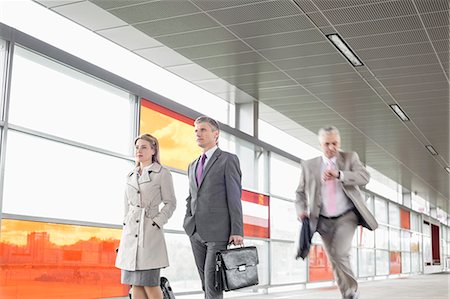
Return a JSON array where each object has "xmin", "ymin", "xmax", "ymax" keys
[
  {"xmin": 326, "ymin": 33, "xmax": 363, "ymax": 67},
  {"xmin": 445, "ymin": 167, "xmax": 450, "ymax": 174},
  {"xmin": 389, "ymin": 104, "xmax": 410, "ymax": 121},
  {"xmin": 425, "ymin": 145, "xmax": 438, "ymax": 156}
]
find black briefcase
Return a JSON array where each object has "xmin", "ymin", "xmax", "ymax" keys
[
  {"xmin": 160, "ymin": 276, "xmax": 175, "ymax": 299},
  {"xmin": 215, "ymin": 246, "xmax": 259, "ymax": 291}
]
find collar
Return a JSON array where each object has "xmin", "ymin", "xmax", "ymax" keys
[
  {"xmin": 203, "ymin": 145, "xmax": 218, "ymax": 160},
  {"xmin": 322, "ymin": 155, "xmax": 337, "ymax": 165},
  {"xmin": 133, "ymin": 163, "xmax": 162, "ymax": 175}
]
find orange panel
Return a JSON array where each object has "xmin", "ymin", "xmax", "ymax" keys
[
  {"xmin": 390, "ymin": 251, "xmax": 401, "ymax": 274},
  {"xmin": 308, "ymin": 245, "xmax": 334, "ymax": 282},
  {"xmin": 242, "ymin": 190, "xmax": 270, "ymax": 238},
  {"xmin": 0, "ymin": 219, "xmax": 128, "ymax": 299},
  {"xmin": 400, "ymin": 209, "xmax": 410, "ymax": 229},
  {"xmin": 140, "ymin": 99, "xmax": 200, "ymax": 171}
]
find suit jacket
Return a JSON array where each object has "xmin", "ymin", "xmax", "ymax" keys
[
  {"xmin": 116, "ymin": 163, "xmax": 177, "ymax": 271},
  {"xmin": 295, "ymin": 151, "xmax": 378, "ymax": 232},
  {"xmin": 183, "ymin": 148, "xmax": 243, "ymax": 242}
]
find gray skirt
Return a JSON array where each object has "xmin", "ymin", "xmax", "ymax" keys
[{"xmin": 121, "ymin": 269, "xmax": 160, "ymax": 287}]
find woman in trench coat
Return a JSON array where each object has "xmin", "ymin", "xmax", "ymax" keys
[{"xmin": 116, "ymin": 133, "xmax": 176, "ymax": 299}]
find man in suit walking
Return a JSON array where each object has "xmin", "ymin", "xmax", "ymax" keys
[
  {"xmin": 184, "ymin": 116, "xmax": 243, "ymax": 299},
  {"xmin": 295, "ymin": 126, "xmax": 378, "ymax": 299}
]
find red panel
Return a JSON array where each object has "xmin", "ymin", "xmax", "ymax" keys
[
  {"xmin": 0, "ymin": 219, "xmax": 128, "ymax": 299},
  {"xmin": 390, "ymin": 251, "xmax": 401, "ymax": 274},
  {"xmin": 241, "ymin": 190, "xmax": 270, "ymax": 239},
  {"xmin": 241, "ymin": 190, "xmax": 269, "ymax": 206},
  {"xmin": 141, "ymin": 98, "xmax": 194, "ymax": 126},
  {"xmin": 431, "ymin": 224, "xmax": 440, "ymax": 264},
  {"xmin": 308, "ymin": 245, "xmax": 334, "ymax": 282},
  {"xmin": 400, "ymin": 208, "xmax": 410, "ymax": 229},
  {"xmin": 243, "ymin": 223, "xmax": 269, "ymax": 239}
]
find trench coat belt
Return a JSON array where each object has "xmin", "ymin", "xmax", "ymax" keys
[{"xmin": 129, "ymin": 205, "xmax": 146, "ymax": 248}]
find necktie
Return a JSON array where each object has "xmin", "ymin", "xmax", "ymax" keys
[
  {"xmin": 326, "ymin": 160, "xmax": 337, "ymax": 215},
  {"xmin": 196, "ymin": 154, "xmax": 207, "ymax": 186}
]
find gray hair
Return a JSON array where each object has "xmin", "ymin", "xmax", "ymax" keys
[
  {"xmin": 318, "ymin": 126, "xmax": 340, "ymax": 142},
  {"xmin": 194, "ymin": 116, "xmax": 220, "ymax": 132}
]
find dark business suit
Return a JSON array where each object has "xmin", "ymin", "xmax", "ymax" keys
[
  {"xmin": 184, "ymin": 148, "xmax": 243, "ymax": 299},
  {"xmin": 295, "ymin": 151, "xmax": 378, "ymax": 299}
]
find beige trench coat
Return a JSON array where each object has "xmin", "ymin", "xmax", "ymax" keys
[{"xmin": 115, "ymin": 163, "xmax": 176, "ymax": 271}]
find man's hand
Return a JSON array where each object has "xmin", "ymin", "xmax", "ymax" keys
[
  {"xmin": 322, "ymin": 169, "xmax": 339, "ymax": 181},
  {"xmin": 229, "ymin": 235, "xmax": 243, "ymax": 246},
  {"xmin": 298, "ymin": 212, "xmax": 309, "ymax": 221}
]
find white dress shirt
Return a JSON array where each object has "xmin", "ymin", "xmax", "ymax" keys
[{"xmin": 320, "ymin": 156, "xmax": 354, "ymax": 217}]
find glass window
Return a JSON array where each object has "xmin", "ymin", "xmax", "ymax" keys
[
  {"xmin": 309, "ymin": 244, "xmax": 333, "ymax": 282},
  {"xmin": 0, "ymin": 39, "xmax": 6, "ymax": 118},
  {"xmin": 389, "ymin": 203, "xmax": 400, "ymax": 227},
  {"xmin": 358, "ymin": 227, "xmax": 375, "ymax": 248},
  {"xmin": 270, "ymin": 197, "xmax": 298, "ymax": 241},
  {"xmin": 401, "ymin": 230, "xmax": 411, "ymax": 252},
  {"xmin": 374, "ymin": 197, "xmax": 388, "ymax": 224},
  {"xmin": 221, "ymin": 132, "xmax": 262, "ymax": 191},
  {"xmin": 164, "ymin": 172, "xmax": 189, "ymax": 232},
  {"xmin": 410, "ymin": 233, "xmax": 421, "ymax": 253},
  {"xmin": 375, "ymin": 250, "xmax": 389, "ymax": 275},
  {"xmin": 270, "ymin": 241, "xmax": 307, "ymax": 284},
  {"xmin": 245, "ymin": 239, "xmax": 269, "ymax": 285},
  {"xmin": 161, "ymin": 233, "xmax": 201, "ymax": 293},
  {"xmin": 358, "ymin": 248, "xmax": 375, "ymax": 277},
  {"xmin": 365, "ymin": 192, "xmax": 374, "ymax": 213},
  {"xmin": 9, "ymin": 46, "xmax": 133, "ymax": 154},
  {"xmin": 389, "ymin": 228, "xmax": 401, "ymax": 251},
  {"xmin": 235, "ymin": 138, "xmax": 257, "ymax": 191},
  {"xmin": 269, "ymin": 153, "xmax": 300, "ymax": 200},
  {"xmin": 0, "ymin": 218, "xmax": 127, "ymax": 298},
  {"xmin": 410, "ymin": 212, "xmax": 421, "ymax": 232},
  {"xmin": 140, "ymin": 99, "xmax": 199, "ymax": 171},
  {"xmin": 242, "ymin": 190, "xmax": 269, "ymax": 238},
  {"xmin": 258, "ymin": 117, "xmax": 321, "ymax": 160},
  {"xmin": 411, "ymin": 252, "xmax": 420, "ymax": 273},
  {"xmin": 2, "ymin": 131, "xmax": 132, "ymax": 224},
  {"xmin": 375, "ymin": 225, "xmax": 389, "ymax": 250},
  {"xmin": 390, "ymin": 251, "xmax": 401, "ymax": 274},
  {"xmin": 400, "ymin": 208, "xmax": 410, "ymax": 229}
]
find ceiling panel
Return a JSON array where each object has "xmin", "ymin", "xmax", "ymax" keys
[
  {"xmin": 321, "ymin": 0, "xmax": 416, "ymax": 25},
  {"xmin": 174, "ymin": 40, "xmax": 252, "ymax": 59},
  {"xmin": 134, "ymin": 13, "xmax": 220, "ymax": 37},
  {"xmin": 208, "ymin": 62, "xmax": 277, "ymax": 77},
  {"xmin": 153, "ymin": 27, "xmax": 237, "ymax": 48},
  {"xmin": 258, "ymin": 42, "xmax": 336, "ymax": 60},
  {"xmin": 90, "ymin": 0, "xmax": 152, "ymax": 10},
  {"xmin": 335, "ymin": 15, "xmax": 423, "ymax": 38},
  {"xmin": 272, "ymin": 53, "xmax": 346, "ymax": 70},
  {"xmin": 227, "ymin": 15, "xmax": 315, "ymax": 39},
  {"xmin": 206, "ymin": 0, "xmax": 301, "ymax": 26},
  {"xmin": 415, "ymin": 0, "xmax": 449, "ymax": 13},
  {"xmin": 347, "ymin": 29, "xmax": 429, "ymax": 50},
  {"xmin": 50, "ymin": 0, "xmax": 449, "ymax": 211},
  {"xmin": 243, "ymin": 29, "xmax": 326, "ymax": 49},
  {"xmin": 420, "ymin": 11, "xmax": 449, "ymax": 28},
  {"xmin": 103, "ymin": 0, "xmax": 200, "ymax": 23}
]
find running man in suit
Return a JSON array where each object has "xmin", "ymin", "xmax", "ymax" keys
[
  {"xmin": 183, "ymin": 116, "xmax": 243, "ymax": 299},
  {"xmin": 295, "ymin": 126, "xmax": 378, "ymax": 299}
]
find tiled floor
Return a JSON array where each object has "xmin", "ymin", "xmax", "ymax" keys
[{"xmin": 178, "ymin": 272, "xmax": 449, "ymax": 299}]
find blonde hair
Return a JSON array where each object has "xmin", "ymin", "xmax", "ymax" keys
[{"xmin": 134, "ymin": 133, "xmax": 160, "ymax": 166}]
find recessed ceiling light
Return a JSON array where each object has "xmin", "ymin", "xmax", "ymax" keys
[
  {"xmin": 389, "ymin": 104, "xmax": 410, "ymax": 122},
  {"xmin": 425, "ymin": 145, "xmax": 438, "ymax": 156},
  {"xmin": 326, "ymin": 34, "xmax": 363, "ymax": 67}
]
